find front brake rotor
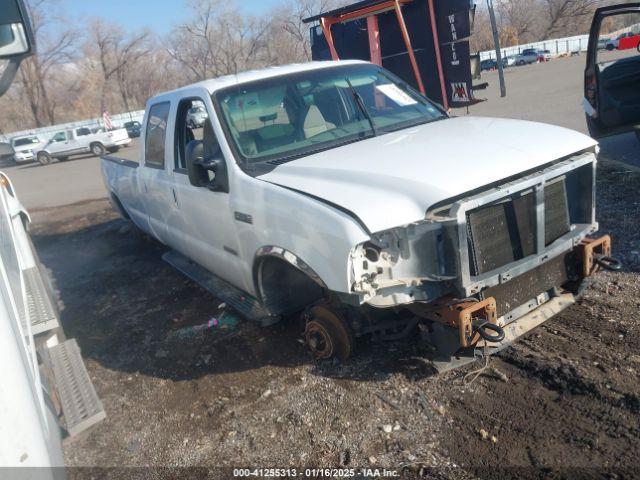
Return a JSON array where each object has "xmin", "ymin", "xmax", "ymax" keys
[{"xmin": 304, "ymin": 305, "xmax": 353, "ymax": 361}]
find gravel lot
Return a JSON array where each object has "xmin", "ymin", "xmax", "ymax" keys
[{"xmin": 12, "ymin": 55, "xmax": 640, "ymax": 478}]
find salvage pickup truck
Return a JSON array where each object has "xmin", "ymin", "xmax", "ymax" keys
[
  {"xmin": 36, "ymin": 125, "xmax": 131, "ymax": 165},
  {"xmin": 101, "ymin": 60, "xmax": 618, "ymax": 369}
]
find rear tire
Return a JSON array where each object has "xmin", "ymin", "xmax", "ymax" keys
[
  {"xmin": 37, "ymin": 152, "xmax": 52, "ymax": 165},
  {"xmin": 90, "ymin": 142, "xmax": 106, "ymax": 156}
]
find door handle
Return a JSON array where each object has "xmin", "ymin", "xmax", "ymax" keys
[{"xmin": 172, "ymin": 188, "xmax": 178, "ymax": 207}]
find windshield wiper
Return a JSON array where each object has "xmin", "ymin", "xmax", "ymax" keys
[{"xmin": 345, "ymin": 78, "xmax": 377, "ymax": 136}]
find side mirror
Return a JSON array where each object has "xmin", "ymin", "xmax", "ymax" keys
[
  {"xmin": 185, "ymin": 140, "xmax": 229, "ymax": 193},
  {"xmin": 0, "ymin": 0, "xmax": 36, "ymax": 97}
]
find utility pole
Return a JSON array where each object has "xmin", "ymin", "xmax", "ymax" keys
[{"xmin": 487, "ymin": 0, "xmax": 506, "ymax": 97}]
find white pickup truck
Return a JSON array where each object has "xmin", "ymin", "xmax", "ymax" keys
[
  {"xmin": 101, "ymin": 60, "xmax": 617, "ymax": 368},
  {"xmin": 36, "ymin": 125, "xmax": 131, "ymax": 165}
]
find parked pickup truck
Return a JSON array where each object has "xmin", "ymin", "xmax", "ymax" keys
[
  {"xmin": 101, "ymin": 60, "xmax": 618, "ymax": 369},
  {"xmin": 36, "ymin": 125, "xmax": 131, "ymax": 165},
  {"xmin": 10, "ymin": 134, "xmax": 45, "ymax": 163}
]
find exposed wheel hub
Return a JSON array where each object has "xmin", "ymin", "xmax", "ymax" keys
[
  {"xmin": 305, "ymin": 321, "xmax": 334, "ymax": 359},
  {"xmin": 304, "ymin": 305, "xmax": 352, "ymax": 361}
]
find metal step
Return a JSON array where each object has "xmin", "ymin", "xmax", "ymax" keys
[
  {"xmin": 23, "ymin": 266, "xmax": 59, "ymax": 335},
  {"xmin": 47, "ymin": 339, "xmax": 106, "ymax": 437},
  {"xmin": 162, "ymin": 250, "xmax": 277, "ymax": 325}
]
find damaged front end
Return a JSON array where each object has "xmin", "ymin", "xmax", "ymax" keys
[{"xmin": 345, "ymin": 151, "xmax": 620, "ymax": 369}]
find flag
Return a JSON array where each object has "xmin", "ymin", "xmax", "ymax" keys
[{"xmin": 102, "ymin": 109, "xmax": 113, "ymax": 130}]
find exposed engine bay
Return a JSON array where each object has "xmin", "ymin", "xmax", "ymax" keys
[{"xmin": 303, "ymin": 151, "xmax": 622, "ymax": 370}]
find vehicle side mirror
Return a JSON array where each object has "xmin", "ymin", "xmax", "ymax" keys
[
  {"xmin": 0, "ymin": 0, "xmax": 35, "ymax": 97},
  {"xmin": 185, "ymin": 140, "xmax": 229, "ymax": 193}
]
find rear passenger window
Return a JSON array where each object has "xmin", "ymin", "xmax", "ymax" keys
[{"xmin": 145, "ymin": 102, "xmax": 170, "ymax": 167}]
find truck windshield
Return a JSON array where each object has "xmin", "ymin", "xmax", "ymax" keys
[
  {"xmin": 13, "ymin": 137, "xmax": 39, "ymax": 147},
  {"xmin": 213, "ymin": 64, "xmax": 445, "ymax": 165}
]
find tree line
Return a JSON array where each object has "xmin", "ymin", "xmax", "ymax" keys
[{"xmin": 0, "ymin": 0, "xmax": 622, "ymax": 133}]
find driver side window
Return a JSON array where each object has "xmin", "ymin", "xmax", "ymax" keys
[
  {"xmin": 52, "ymin": 131, "xmax": 66, "ymax": 142},
  {"xmin": 174, "ymin": 98, "xmax": 219, "ymax": 173}
]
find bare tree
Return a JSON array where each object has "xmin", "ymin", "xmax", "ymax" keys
[
  {"xmin": 16, "ymin": 0, "xmax": 77, "ymax": 127},
  {"xmin": 496, "ymin": 0, "xmax": 544, "ymax": 44},
  {"xmin": 541, "ymin": 0, "xmax": 600, "ymax": 37},
  {"xmin": 166, "ymin": 0, "xmax": 274, "ymax": 82},
  {"xmin": 267, "ymin": 0, "xmax": 341, "ymax": 63},
  {"xmin": 89, "ymin": 20, "xmax": 150, "ymax": 114}
]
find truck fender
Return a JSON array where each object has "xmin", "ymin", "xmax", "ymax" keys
[{"xmin": 253, "ymin": 246, "xmax": 327, "ymax": 316}]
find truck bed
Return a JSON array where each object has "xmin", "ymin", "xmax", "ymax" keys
[{"xmin": 101, "ymin": 150, "xmax": 146, "ymax": 230}]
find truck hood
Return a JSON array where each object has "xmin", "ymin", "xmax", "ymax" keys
[{"xmin": 259, "ymin": 116, "xmax": 597, "ymax": 233}]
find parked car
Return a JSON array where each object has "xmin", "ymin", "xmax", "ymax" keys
[
  {"xmin": 186, "ymin": 104, "xmax": 208, "ymax": 128},
  {"xmin": 102, "ymin": 60, "xmax": 613, "ymax": 367},
  {"xmin": 10, "ymin": 135, "xmax": 44, "ymax": 163},
  {"xmin": 605, "ymin": 34, "xmax": 623, "ymax": 50},
  {"xmin": 0, "ymin": 142, "xmax": 14, "ymax": 162},
  {"xmin": 538, "ymin": 49, "xmax": 552, "ymax": 62},
  {"xmin": 515, "ymin": 49, "xmax": 540, "ymax": 65},
  {"xmin": 585, "ymin": 4, "xmax": 640, "ymax": 143},
  {"xmin": 36, "ymin": 126, "xmax": 131, "ymax": 165},
  {"xmin": 480, "ymin": 57, "xmax": 508, "ymax": 71},
  {"xmin": 123, "ymin": 120, "xmax": 142, "ymax": 138}
]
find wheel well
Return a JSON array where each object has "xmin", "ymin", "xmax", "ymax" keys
[
  {"xmin": 254, "ymin": 254, "xmax": 325, "ymax": 316},
  {"xmin": 110, "ymin": 192, "xmax": 130, "ymax": 220}
]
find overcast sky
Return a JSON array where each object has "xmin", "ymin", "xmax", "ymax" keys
[{"xmin": 59, "ymin": 0, "xmax": 285, "ymax": 33}]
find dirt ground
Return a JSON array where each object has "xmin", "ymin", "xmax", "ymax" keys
[{"xmin": 31, "ymin": 159, "xmax": 639, "ymax": 479}]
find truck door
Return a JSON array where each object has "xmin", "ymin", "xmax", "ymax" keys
[
  {"xmin": 138, "ymin": 101, "xmax": 175, "ymax": 244},
  {"xmin": 169, "ymin": 96, "xmax": 246, "ymax": 290},
  {"xmin": 585, "ymin": 4, "xmax": 640, "ymax": 141},
  {"xmin": 48, "ymin": 130, "xmax": 70, "ymax": 155},
  {"xmin": 64, "ymin": 129, "xmax": 81, "ymax": 154}
]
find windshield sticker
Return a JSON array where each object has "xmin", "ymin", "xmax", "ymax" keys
[{"xmin": 375, "ymin": 84, "xmax": 417, "ymax": 106}]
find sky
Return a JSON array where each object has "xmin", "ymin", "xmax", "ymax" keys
[{"xmin": 59, "ymin": 0, "xmax": 285, "ymax": 34}]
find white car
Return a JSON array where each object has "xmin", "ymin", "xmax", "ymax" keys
[
  {"xmin": 101, "ymin": 60, "xmax": 614, "ymax": 367},
  {"xmin": 36, "ymin": 126, "xmax": 131, "ymax": 165},
  {"xmin": 10, "ymin": 135, "xmax": 44, "ymax": 163}
]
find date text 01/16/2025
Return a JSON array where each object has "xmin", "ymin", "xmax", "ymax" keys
[{"xmin": 232, "ymin": 468, "xmax": 401, "ymax": 477}]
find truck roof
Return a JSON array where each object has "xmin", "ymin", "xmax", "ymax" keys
[{"xmin": 148, "ymin": 60, "xmax": 367, "ymax": 104}]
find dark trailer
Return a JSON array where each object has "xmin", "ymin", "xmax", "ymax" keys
[{"xmin": 304, "ymin": 0, "xmax": 483, "ymax": 110}]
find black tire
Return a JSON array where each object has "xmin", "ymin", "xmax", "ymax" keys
[
  {"xmin": 37, "ymin": 151, "xmax": 52, "ymax": 165},
  {"xmin": 517, "ymin": 60, "xmax": 525, "ymax": 66},
  {"xmin": 90, "ymin": 142, "xmax": 106, "ymax": 156},
  {"xmin": 107, "ymin": 146, "xmax": 119, "ymax": 153},
  {"xmin": 606, "ymin": 44, "xmax": 615, "ymax": 51}
]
